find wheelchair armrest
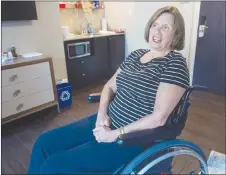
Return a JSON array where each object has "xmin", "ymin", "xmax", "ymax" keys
[
  {"xmin": 117, "ymin": 124, "xmax": 183, "ymax": 146},
  {"xmin": 192, "ymin": 85, "xmax": 208, "ymax": 91},
  {"xmin": 88, "ymin": 93, "xmax": 101, "ymax": 103}
]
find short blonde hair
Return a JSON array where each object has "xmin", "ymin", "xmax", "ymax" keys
[{"xmin": 144, "ymin": 6, "xmax": 185, "ymax": 51}]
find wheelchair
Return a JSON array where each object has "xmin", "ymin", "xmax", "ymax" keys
[{"xmin": 88, "ymin": 85, "xmax": 209, "ymax": 174}]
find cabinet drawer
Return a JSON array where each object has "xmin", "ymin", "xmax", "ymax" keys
[
  {"xmin": 2, "ymin": 62, "xmax": 51, "ymax": 87},
  {"xmin": 2, "ymin": 89, "xmax": 54, "ymax": 119},
  {"xmin": 26, "ymin": 75, "xmax": 53, "ymax": 96},
  {"xmin": 2, "ymin": 66, "xmax": 26, "ymax": 87},
  {"xmin": 2, "ymin": 82, "xmax": 25, "ymax": 103},
  {"xmin": 26, "ymin": 89, "xmax": 54, "ymax": 110},
  {"xmin": 2, "ymin": 75, "xmax": 53, "ymax": 103},
  {"xmin": 2, "ymin": 96, "xmax": 28, "ymax": 119}
]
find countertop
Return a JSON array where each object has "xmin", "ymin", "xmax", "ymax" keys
[
  {"xmin": 63, "ymin": 32, "xmax": 124, "ymax": 41},
  {"xmin": 1, "ymin": 55, "xmax": 51, "ymax": 69}
]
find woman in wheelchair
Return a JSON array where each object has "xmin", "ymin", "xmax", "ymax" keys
[{"xmin": 27, "ymin": 6, "xmax": 208, "ymax": 174}]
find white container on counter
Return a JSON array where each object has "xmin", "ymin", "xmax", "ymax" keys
[
  {"xmin": 61, "ymin": 26, "xmax": 70, "ymax": 39},
  {"xmin": 101, "ymin": 18, "xmax": 107, "ymax": 31}
]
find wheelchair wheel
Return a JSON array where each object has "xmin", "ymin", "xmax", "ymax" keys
[{"xmin": 121, "ymin": 140, "xmax": 208, "ymax": 175}]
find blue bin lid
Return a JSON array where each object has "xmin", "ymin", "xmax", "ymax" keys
[{"xmin": 56, "ymin": 82, "xmax": 72, "ymax": 89}]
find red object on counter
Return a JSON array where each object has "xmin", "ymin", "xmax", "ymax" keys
[
  {"xmin": 59, "ymin": 3, "xmax": 66, "ymax": 9},
  {"xmin": 78, "ymin": 2, "xmax": 82, "ymax": 8},
  {"xmin": 75, "ymin": 2, "xmax": 82, "ymax": 8}
]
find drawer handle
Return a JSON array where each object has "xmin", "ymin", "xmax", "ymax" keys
[
  {"xmin": 13, "ymin": 89, "xmax": 21, "ymax": 97},
  {"xmin": 16, "ymin": 103, "xmax": 24, "ymax": 111},
  {"xmin": 82, "ymin": 74, "xmax": 85, "ymax": 76},
  {"xmin": 10, "ymin": 74, "xmax": 18, "ymax": 82}
]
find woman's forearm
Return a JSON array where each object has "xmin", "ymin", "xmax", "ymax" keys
[
  {"xmin": 110, "ymin": 113, "xmax": 166, "ymax": 141},
  {"xmin": 97, "ymin": 83, "xmax": 115, "ymax": 120},
  {"xmin": 97, "ymin": 68, "xmax": 121, "ymax": 122},
  {"xmin": 122, "ymin": 113, "xmax": 166, "ymax": 134}
]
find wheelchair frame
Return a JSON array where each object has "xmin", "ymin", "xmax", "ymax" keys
[{"xmin": 88, "ymin": 85, "xmax": 209, "ymax": 174}]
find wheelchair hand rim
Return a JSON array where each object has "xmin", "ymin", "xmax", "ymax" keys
[{"xmin": 137, "ymin": 149, "xmax": 208, "ymax": 174}]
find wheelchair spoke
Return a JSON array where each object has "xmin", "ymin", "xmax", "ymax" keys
[
  {"xmin": 177, "ymin": 160, "xmax": 189, "ymax": 173},
  {"xmin": 172, "ymin": 155, "xmax": 201, "ymax": 174},
  {"xmin": 171, "ymin": 156, "xmax": 178, "ymax": 167}
]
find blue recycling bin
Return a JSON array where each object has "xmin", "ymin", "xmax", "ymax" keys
[{"xmin": 56, "ymin": 82, "xmax": 72, "ymax": 109}]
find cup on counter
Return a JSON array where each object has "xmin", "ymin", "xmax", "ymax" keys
[
  {"xmin": 109, "ymin": 28, "xmax": 125, "ymax": 34},
  {"xmin": 1, "ymin": 52, "xmax": 8, "ymax": 62},
  {"xmin": 115, "ymin": 28, "xmax": 125, "ymax": 33},
  {"xmin": 101, "ymin": 18, "xmax": 107, "ymax": 31}
]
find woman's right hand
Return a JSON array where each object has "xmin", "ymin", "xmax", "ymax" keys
[
  {"xmin": 103, "ymin": 114, "xmax": 111, "ymax": 127},
  {"xmin": 95, "ymin": 114, "xmax": 111, "ymax": 127}
]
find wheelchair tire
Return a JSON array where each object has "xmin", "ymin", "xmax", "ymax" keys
[{"xmin": 121, "ymin": 139, "xmax": 208, "ymax": 175}]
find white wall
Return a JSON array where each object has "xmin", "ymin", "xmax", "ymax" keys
[
  {"xmin": 59, "ymin": 8, "xmax": 105, "ymax": 34},
  {"xmin": 2, "ymin": 2, "xmax": 67, "ymax": 81},
  {"xmin": 105, "ymin": 2, "xmax": 200, "ymax": 84}
]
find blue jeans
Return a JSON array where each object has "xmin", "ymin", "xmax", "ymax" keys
[{"xmin": 27, "ymin": 113, "xmax": 144, "ymax": 174}]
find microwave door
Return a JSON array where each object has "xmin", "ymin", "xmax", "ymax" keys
[
  {"xmin": 67, "ymin": 43, "xmax": 85, "ymax": 59},
  {"xmin": 67, "ymin": 42, "xmax": 90, "ymax": 59}
]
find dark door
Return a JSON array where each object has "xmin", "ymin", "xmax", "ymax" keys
[
  {"xmin": 192, "ymin": 2, "xmax": 225, "ymax": 95},
  {"xmin": 108, "ymin": 35, "xmax": 125, "ymax": 76},
  {"xmin": 93, "ymin": 37, "xmax": 109, "ymax": 79}
]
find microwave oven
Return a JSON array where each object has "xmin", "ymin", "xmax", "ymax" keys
[{"xmin": 67, "ymin": 41, "xmax": 91, "ymax": 59}]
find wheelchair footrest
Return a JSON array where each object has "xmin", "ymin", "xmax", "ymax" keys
[{"xmin": 88, "ymin": 93, "xmax": 101, "ymax": 103}]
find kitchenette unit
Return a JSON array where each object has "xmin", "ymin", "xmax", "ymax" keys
[
  {"xmin": 59, "ymin": 1, "xmax": 126, "ymax": 89},
  {"xmin": 64, "ymin": 33, "xmax": 125, "ymax": 89}
]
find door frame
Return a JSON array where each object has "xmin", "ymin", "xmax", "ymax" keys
[{"xmin": 188, "ymin": 2, "xmax": 201, "ymax": 86}]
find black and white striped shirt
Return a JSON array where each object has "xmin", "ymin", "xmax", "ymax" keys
[{"xmin": 108, "ymin": 49, "xmax": 190, "ymax": 129}]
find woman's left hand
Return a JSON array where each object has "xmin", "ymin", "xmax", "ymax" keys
[{"xmin": 93, "ymin": 126, "xmax": 120, "ymax": 143}]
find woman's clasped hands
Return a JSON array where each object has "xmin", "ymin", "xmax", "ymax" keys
[{"xmin": 93, "ymin": 115, "xmax": 120, "ymax": 143}]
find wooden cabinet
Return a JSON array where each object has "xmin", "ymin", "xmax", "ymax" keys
[
  {"xmin": 1, "ymin": 57, "xmax": 58, "ymax": 124},
  {"xmin": 65, "ymin": 37, "xmax": 109, "ymax": 89},
  {"xmin": 66, "ymin": 56, "xmax": 92, "ymax": 88},
  {"xmin": 65, "ymin": 34, "xmax": 125, "ymax": 89},
  {"xmin": 108, "ymin": 35, "xmax": 125, "ymax": 76}
]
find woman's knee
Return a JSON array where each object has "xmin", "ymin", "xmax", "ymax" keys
[
  {"xmin": 33, "ymin": 121, "xmax": 78, "ymax": 148},
  {"xmin": 34, "ymin": 126, "xmax": 62, "ymax": 149},
  {"xmin": 33, "ymin": 130, "xmax": 52, "ymax": 149},
  {"xmin": 32, "ymin": 114, "xmax": 98, "ymax": 152}
]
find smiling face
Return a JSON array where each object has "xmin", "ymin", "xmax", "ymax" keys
[{"xmin": 148, "ymin": 13, "xmax": 176, "ymax": 52}]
